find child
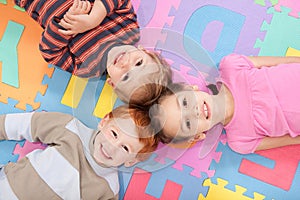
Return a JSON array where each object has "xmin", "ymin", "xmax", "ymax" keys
[
  {"xmin": 152, "ymin": 53, "xmax": 300, "ymax": 154},
  {"xmin": 0, "ymin": 105, "xmax": 159, "ymax": 199},
  {"xmin": 15, "ymin": 0, "xmax": 173, "ymax": 104}
]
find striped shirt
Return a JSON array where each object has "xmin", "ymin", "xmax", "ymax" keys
[
  {"xmin": 0, "ymin": 112, "xmax": 119, "ymax": 200},
  {"xmin": 22, "ymin": 0, "xmax": 140, "ymax": 78}
]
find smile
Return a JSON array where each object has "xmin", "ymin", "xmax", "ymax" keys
[
  {"xmin": 100, "ymin": 144, "xmax": 112, "ymax": 159},
  {"xmin": 203, "ymin": 101, "xmax": 209, "ymax": 119}
]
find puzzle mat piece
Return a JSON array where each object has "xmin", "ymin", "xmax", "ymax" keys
[
  {"xmin": 255, "ymin": 6, "xmax": 300, "ymax": 56},
  {"xmin": 0, "ymin": 2, "xmax": 53, "ymax": 110},
  {"xmin": 13, "ymin": 140, "xmax": 47, "ymax": 161},
  {"xmin": 0, "ymin": 140, "xmax": 24, "ymax": 164},
  {"xmin": 240, "ymin": 145, "xmax": 300, "ymax": 191},
  {"xmin": 254, "ymin": 0, "xmax": 277, "ymax": 6},
  {"xmin": 34, "ymin": 67, "xmax": 101, "ymax": 129},
  {"xmin": 153, "ymin": 137, "xmax": 222, "ymax": 178},
  {"xmin": 199, "ymin": 178, "xmax": 265, "ymax": 200},
  {"xmin": 274, "ymin": 0, "xmax": 300, "ymax": 18},
  {"xmin": 124, "ymin": 168, "xmax": 183, "ymax": 200},
  {"xmin": 120, "ymin": 156, "xmax": 209, "ymax": 200},
  {"xmin": 133, "ymin": 0, "xmax": 181, "ymax": 29},
  {"xmin": 157, "ymin": 0, "xmax": 272, "ymax": 77},
  {"xmin": 118, "ymin": 153, "xmax": 176, "ymax": 199},
  {"xmin": 0, "ymin": 98, "xmax": 31, "ymax": 114},
  {"xmin": 145, "ymin": 163, "xmax": 209, "ymax": 199},
  {"xmin": 210, "ymin": 142, "xmax": 300, "ymax": 199}
]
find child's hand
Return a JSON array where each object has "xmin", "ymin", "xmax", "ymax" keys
[
  {"xmin": 58, "ymin": 13, "xmax": 96, "ymax": 36},
  {"xmin": 69, "ymin": 0, "xmax": 91, "ymax": 15}
]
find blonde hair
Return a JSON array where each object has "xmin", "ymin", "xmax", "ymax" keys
[
  {"xmin": 108, "ymin": 105, "xmax": 159, "ymax": 161},
  {"xmin": 115, "ymin": 50, "xmax": 173, "ymax": 107}
]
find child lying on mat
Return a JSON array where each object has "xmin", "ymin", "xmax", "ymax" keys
[
  {"xmin": 0, "ymin": 106, "xmax": 159, "ymax": 199},
  {"xmin": 151, "ymin": 54, "xmax": 300, "ymax": 154},
  {"xmin": 15, "ymin": 0, "xmax": 172, "ymax": 104}
]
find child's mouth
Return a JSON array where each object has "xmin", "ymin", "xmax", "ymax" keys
[
  {"xmin": 100, "ymin": 144, "xmax": 112, "ymax": 159},
  {"xmin": 203, "ymin": 101, "xmax": 209, "ymax": 119}
]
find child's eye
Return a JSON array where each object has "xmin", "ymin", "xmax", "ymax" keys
[
  {"xmin": 122, "ymin": 73, "xmax": 129, "ymax": 81},
  {"xmin": 111, "ymin": 130, "xmax": 117, "ymax": 138},
  {"xmin": 183, "ymin": 98, "xmax": 188, "ymax": 107},
  {"xmin": 186, "ymin": 119, "xmax": 191, "ymax": 129},
  {"xmin": 135, "ymin": 59, "xmax": 143, "ymax": 66},
  {"xmin": 121, "ymin": 145, "xmax": 129, "ymax": 152}
]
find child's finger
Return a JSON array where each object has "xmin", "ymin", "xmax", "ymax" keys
[
  {"xmin": 59, "ymin": 18, "xmax": 73, "ymax": 29},
  {"xmin": 58, "ymin": 29, "xmax": 75, "ymax": 36},
  {"xmin": 85, "ymin": 1, "xmax": 91, "ymax": 12},
  {"xmin": 82, "ymin": 1, "xmax": 91, "ymax": 13},
  {"xmin": 64, "ymin": 12, "xmax": 77, "ymax": 23},
  {"xmin": 77, "ymin": 0, "xmax": 83, "ymax": 10},
  {"xmin": 72, "ymin": 0, "xmax": 79, "ymax": 9}
]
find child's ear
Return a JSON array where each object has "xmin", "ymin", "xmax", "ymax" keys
[
  {"xmin": 188, "ymin": 133, "xmax": 206, "ymax": 143},
  {"xmin": 106, "ymin": 77, "xmax": 115, "ymax": 88},
  {"xmin": 98, "ymin": 114, "xmax": 110, "ymax": 129},
  {"xmin": 124, "ymin": 158, "xmax": 139, "ymax": 167}
]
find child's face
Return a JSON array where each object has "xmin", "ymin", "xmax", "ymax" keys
[
  {"xmin": 159, "ymin": 89, "xmax": 216, "ymax": 141},
  {"xmin": 106, "ymin": 45, "xmax": 159, "ymax": 88},
  {"xmin": 92, "ymin": 116, "xmax": 144, "ymax": 167}
]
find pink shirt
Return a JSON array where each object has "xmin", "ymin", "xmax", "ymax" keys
[{"xmin": 219, "ymin": 54, "xmax": 300, "ymax": 154}]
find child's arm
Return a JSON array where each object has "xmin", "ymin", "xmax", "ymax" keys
[
  {"xmin": 256, "ymin": 134, "xmax": 300, "ymax": 151},
  {"xmin": 0, "ymin": 113, "xmax": 34, "ymax": 141},
  {"xmin": 59, "ymin": 0, "xmax": 107, "ymax": 36},
  {"xmin": 247, "ymin": 56, "xmax": 300, "ymax": 68},
  {"xmin": 0, "ymin": 112, "xmax": 73, "ymax": 143}
]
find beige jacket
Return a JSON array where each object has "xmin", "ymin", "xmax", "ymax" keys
[{"xmin": 0, "ymin": 112, "xmax": 119, "ymax": 200}]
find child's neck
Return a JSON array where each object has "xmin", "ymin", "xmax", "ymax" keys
[{"xmin": 217, "ymin": 84, "xmax": 234, "ymax": 125}]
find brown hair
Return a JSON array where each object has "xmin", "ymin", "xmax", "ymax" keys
[{"xmin": 108, "ymin": 105, "xmax": 160, "ymax": 161}]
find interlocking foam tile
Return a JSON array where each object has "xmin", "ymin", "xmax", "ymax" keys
[
  {"xmin": 254, "ymin": 0, "xmax": 277, "ymax": 6},
  {"xmin": 13, "ymin": 140, "xmax": 47, "ymax": 161},
  {"xmin": 286, "ymin": 46, "xmax": 300, "ymax": 56},
  {"xmin": 0, "ymin": 1, "xmax": 54, "ymax": 111},
  {"xmin": 119, "ymin": 151, "xmax": 209, "ymax": 200},
  {"xmin": 35, "ymin": 67, "xmax": 106, "ymax": 129},
  {"xmin": 0, "ymin": 140, "xmax": 25, "ymax": 164},
  {"xmin": 134, "ymin": 0, "xmax": 181, "ymax": 28},
  {"xmin": 210, "ymin": 142, "xmax": 300, "ymax": 199},
  {"xmin": 240, "ymin": 145, "xmax": 300, "ymax": 191},
  {"xmin": 0, "ymin": 99, "xmax": 30, "ymax": 114},
  {"xmin": 118, "ymin": 153, "xmax": 176, "ymax": 199},
  {"xmin": 172, "ymin": 64, "xmax": 213, "ymax": 92},
  {"xmin": 274, "ymin": 0, "xmax": 300, "ymax": 18},
  {"xmin": 144, "ymin": 163, "xmax": 208, "ymax": 199},
  {"xmin": 34, "ymin": 67, "xmax": 72, "ymax": 113},
  {"xmin": 157, "ymin": 0, "xmax": 272, "ymax": 72},
  {"xmin": 154, "ymin": 140, "xmax": 221, "ymax": 178},
  {"xmin": 198, "ymin": 178, "xmax": 265, "ymax": 200},
  {"xmin": 255, "ymin": 6, "xmax": 300, "ymax": 56},
  {"xmin": 123, "ymin": 168, "xmax": 183, "ymax": 200}
]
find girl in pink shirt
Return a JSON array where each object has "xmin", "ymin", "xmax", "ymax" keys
[{"xmin": 154, "ymin": 54, "xmax": 300, "ymax": 154}]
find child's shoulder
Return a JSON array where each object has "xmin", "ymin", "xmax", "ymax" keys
[{"xmin": 219, "ymin": 53, "xmax": 252, "ymax": 70}]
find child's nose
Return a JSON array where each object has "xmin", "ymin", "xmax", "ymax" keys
[{"xmin": 194, "ymin": 105, "xmax": 200, "ymax": 118}]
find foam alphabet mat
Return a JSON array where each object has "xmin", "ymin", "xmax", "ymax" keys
[{"xmin": 1, "ymin": 0, "xmax": 300, "ymax": 199}]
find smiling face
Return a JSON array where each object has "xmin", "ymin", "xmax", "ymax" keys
[
  {"xmin": 106, "ymin": 45, "xmax": 159, "ymax": 88},
  {"xmin": 159, "ymin": 90, "xmax": 216, "ymax": 142},
  {"xmin": 92, "ymin": 117, "xmax": 144, "ymax": 167}
]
